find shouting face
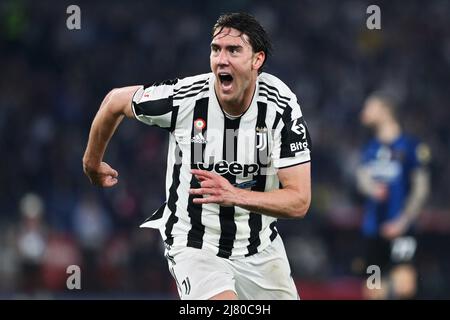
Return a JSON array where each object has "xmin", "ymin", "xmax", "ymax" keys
[{"xmin": 210, "ymin": 27, "xmax": 265, "ymax": 113}]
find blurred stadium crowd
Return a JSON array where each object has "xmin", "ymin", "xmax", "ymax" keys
[{"xmin": 0, "ymin": 0, "xmax": 449, "ymax": 299}]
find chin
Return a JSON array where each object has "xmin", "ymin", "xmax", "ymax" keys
[{"xmin": 218, "ymin": 92, "xmax": 234, "ymax": 103}]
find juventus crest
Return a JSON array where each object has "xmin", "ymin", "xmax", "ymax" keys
[{"xmin": 256, "ymin": 126, "xmax": 268, "ymax": 151}]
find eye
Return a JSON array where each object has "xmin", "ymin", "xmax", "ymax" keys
[{"xmin": 229, "ymin": 47, "xmax": 238, "ymax": 55}]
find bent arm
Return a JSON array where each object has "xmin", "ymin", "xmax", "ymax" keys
[
  {"xmin": 191, "ymin": 163, "xmax": 311, "ymax": 219},
  {"xmin": 236, "ymin": 163, "xmax": 311, "ymax": 218},
  {"xmin": 82, "ymin": 85, "xmax": 141, "ymax": 186},
  {"xmin": 356, "ymin": 166, "xmax": 373, "ymax": 197},
  {"xmin": 356, "ymin": 165, "xmax": 388, "ymax": 201},
  {"xmin": 357, "ymin": 165, "xmax": 379, "ymax": 197}
]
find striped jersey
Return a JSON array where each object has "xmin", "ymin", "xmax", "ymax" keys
[{"xmin": 131, "ymin": 72, "xmax": 312, "ymax": 259}]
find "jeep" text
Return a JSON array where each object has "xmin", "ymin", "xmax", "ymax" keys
[{"xmin": 196, "ymin": 160, "xmax": 259, "ymax": 178}]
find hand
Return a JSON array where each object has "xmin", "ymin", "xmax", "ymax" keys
[
  {"xmin": 380, "ymin": 217, "xmax": 409, "ymax": 240},
  {"xmin": 83, "ymin": 161, "xmax": 119, "ymax": 187},
  {"xmin": 189, "ymin": 169, "xmax": 240, "ymax": 206},
  {"xmin": 372, "ymin": 183, "xmax": 388, "ymax": 201}
]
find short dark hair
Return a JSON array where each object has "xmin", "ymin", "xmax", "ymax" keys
[
  {"xmin": 212, "ymin": 12, "xmax": 272, "ymax": 73},
  {"xmin": 366, "ymin": 90, "xmax": 402, "ymax": 118}
]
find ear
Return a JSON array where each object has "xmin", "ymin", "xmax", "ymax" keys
[{"xmin": 252, "ymin": 51, "xmax": 265, "ymax": 72}]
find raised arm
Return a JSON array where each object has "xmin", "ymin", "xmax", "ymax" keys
[
  {"xmin": 82, "ymin": 86, "xmax": 141, "ymax": 187},
  {"xmin": 239, "ymin": 163, "xmax": 311, "ymax": 218},
  {"xmin": 190, "ymin": 162, "xmax": 311, "ymax": 219}
]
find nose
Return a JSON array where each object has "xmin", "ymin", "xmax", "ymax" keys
[{"xmin": 217, "ymin": 50, "xmax": 229, "ymax": 66}]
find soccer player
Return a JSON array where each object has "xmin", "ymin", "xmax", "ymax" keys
[
  {"xmin": 357, "ymin": 91, "xmax": 430, "ymax": 299},
  {"xmin": 82, "ymin": 13, "xmax": 311, "ymax": 300}
]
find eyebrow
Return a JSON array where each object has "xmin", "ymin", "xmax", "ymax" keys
[{"xmin": 210, "ymin": 44, "xmax": 243, "ymax": 51}]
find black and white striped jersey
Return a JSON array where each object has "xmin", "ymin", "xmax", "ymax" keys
[{"xmin": 131, "ymin": 72, "xmax": 311, "ymax": 259}]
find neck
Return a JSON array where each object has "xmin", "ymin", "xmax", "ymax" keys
[
  {"xmin": 376, "ymin": 118, "xmax": 401, "ymax": 143},
  {"xmin": 216, "ymin": 80, "xmax": 257, "ymax": 116},
  {"xmin": 222, "ymin": 108, "xmax": 243, "ymax": 119}
]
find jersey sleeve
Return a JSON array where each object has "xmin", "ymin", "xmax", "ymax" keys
[
  {"xmin": 272, "ymin": 101, "xmax": 312, "ymax": 169},
  {"xmin": 131, "ymin": 79, "xmax": 179, "ymax": 131}
]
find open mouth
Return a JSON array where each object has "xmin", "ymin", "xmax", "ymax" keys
[{"xmin": 218, "ymin": 73, "xmax": 233, "ymax": 91}]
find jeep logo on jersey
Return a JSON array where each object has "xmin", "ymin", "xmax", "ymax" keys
[{"xmin": 195, "ymin": 160, "xmax": 259, "ymax": 178}]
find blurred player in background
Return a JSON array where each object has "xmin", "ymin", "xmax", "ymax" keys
[
  {"xmin": 357, "ymin": 91, "xmax": 431, "ymax": 299},
  {"xmin": 82, "ymin": 13, "xmax": 312, "ymax": 300}
]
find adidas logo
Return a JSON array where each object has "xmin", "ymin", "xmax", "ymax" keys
[{"xmin": 191, "ymin": 132, "xmax": 207, "ymax": 144}]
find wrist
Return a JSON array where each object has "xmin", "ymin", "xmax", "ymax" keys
[
  {"xmin": 82, "ymin": 156, "xmax": 101, "ymax": 172},
  {"xmin": 234, "ymin": 188, "xmax": 252, "ymax": 208},
  {"xmin": 398, "ymin": 214, "xmax": 412, "ymax": 228}
]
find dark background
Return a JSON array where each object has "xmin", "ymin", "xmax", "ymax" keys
[{"xmin": 0, "ymin": 0, "xmax": 449, "ymax": 299}]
